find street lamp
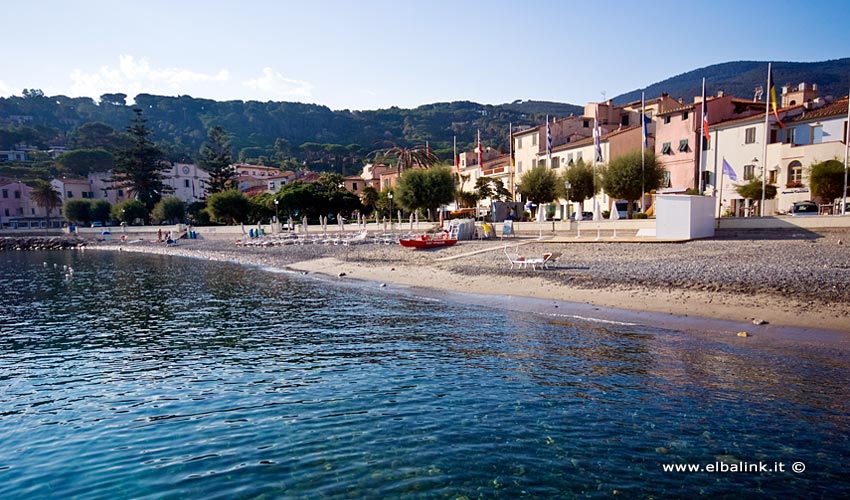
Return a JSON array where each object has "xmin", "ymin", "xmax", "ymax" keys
[
  {"xmin": 387, "ymin": 192, "xmax": 394, "ymax": 228},
  {"xmin": 563, "ymin": 181, "xmax": 571, "ymax": 229},
  {"xmin": 274, "ymin": 198, "xmax": 279, "ymax": 222}
]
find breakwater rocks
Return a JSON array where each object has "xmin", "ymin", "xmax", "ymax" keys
[{"xmin": 0, "ymin": 236, "xmax": 87, "ymax": 251}]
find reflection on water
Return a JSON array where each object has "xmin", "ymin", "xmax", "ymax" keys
[{"xmin": 0, "ymin": 250, "xmax": 848, "ymax": 499}]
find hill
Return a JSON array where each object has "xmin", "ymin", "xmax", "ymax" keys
[{"xmin": 613, "ymin": 58, "xmax": 850, "ymax": 104}]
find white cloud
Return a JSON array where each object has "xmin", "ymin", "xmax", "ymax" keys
[
  {"xmin": 68, "ymin": 55, "xmax": 230, "ymax": 102},
  {"xmin": 0, "ymin": 80, "xmax": 17, "ymax": 96},
  {"xmin": 243, "ymin": 67, "xmax": 313, "ymax": 99}
]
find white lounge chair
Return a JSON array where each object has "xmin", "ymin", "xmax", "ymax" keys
[{"xmin": 504, "ymin": 248, "xmax": 558, "ymax": 270}]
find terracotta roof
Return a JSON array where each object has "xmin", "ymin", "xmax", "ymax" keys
[
  {"xmin": 709, "ymin": 103, "xmax": 804, "ymax": 130},
  {"xmin": 784, "ymin": 98, "xmax": 849, "ymax": 124}
]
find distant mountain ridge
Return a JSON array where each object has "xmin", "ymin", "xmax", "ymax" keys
[{"xmin": 612, "ymin": 58, "xmax": 850, "ymax": 105}]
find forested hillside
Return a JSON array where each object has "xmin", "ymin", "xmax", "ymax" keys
[{"xmin": 613, "ymin": 58, "xmax": 850, "ymax": 104}]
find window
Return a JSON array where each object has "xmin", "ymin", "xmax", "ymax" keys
[
  {"xmin": 1, "ymin": 189, "xmax": 7, "ymax": 198},
  {"xmin": 567, "ymin": 153, "xmax": 574, "ymax": 166},
  {"xmin": 810, "ymin": 124, "xmax": 823, "ymax": 144},
  {"xmin": 662, "ymin": 171, "xmax": 671, "ymax": 188},
  {"xmin": 583, "ymin": 120, "xmax": 590, "ymax": 128},
  {"xmin": 517, "ymin": 161, "xmax": 523, "ymax": 173},
  {"xmin": 551, "ymin": 157, "xmax": 559, "ymax": 169},
  {"xmin": 576, "ymin": 152, "xmax": 583, "ymax": 162},
  {"xmin": 515, "ymin": 137, "xmax": 521, "ymax": 149},
  {"xmin": 3, "ymin": 209, "xmax": 8, "ymax": 216},
  {"xmin": 621, "ymin": 115, "xmax": 630, "ymax": 126},
  {"xmin": 538, "ymin": 158, "xmax": 546, "ymax": 168},
  {"xmin": 352, "ymin": 182, "xmax": 358, "ymax": 191},
  {"xmin": 787, "ymin": 161, "xmax": 803, "ymax": 185},
  {"xmin": 678, "ymin": 139, "xmax": 689, "ymax": 152},
  {"xmin": 67, "ymin": 191, "xmax": 73, "ymax": 198},
  {"xmin": 184, "ymin": 179, "xmax": 190, "ymax": 188},
  {"xmin": 768, "ymin": 170, "xmax": 777, "ymax": 184},
  {"xmin": 784, "ymin": 127, "xmax": 796, "ymax": 144},
  {"xmin": 682, "ymin": 111, "xmax": 689, "ymax": 121},
  {"xmin": 118, "ymin": 190, "xmax": 124, "ymax": 197},
  {"xmin": 532, "ymin": 134, "xmax": 538, "ymax": 146},
  {"xmin": 743, "ymin": 164, "xmax": 755, "ymax": 180},
  {"xmin": 745, "ymin": 127, "xmax": 756, "ymax": 144},
  {"xmin": 661, "ymin": 142, "xmax": 672, "ymax": 154},
  {"xmin": 14, "ymin": 190, "xmax": 20, "ymax": 199},
  {"xmin": 31, "ymin": 208, "xmax": 35, "ymax": 215}
]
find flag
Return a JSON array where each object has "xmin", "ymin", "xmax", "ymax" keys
[
  {"xmin": 722, "ymin": 159, "xmax": 738, "ymax": 181},
  {"xmin": 642, "ymin": 113, "xmax": 650, "ymax": 148},
  {"xmin": 476, "ymin": 129, "xmax": 482, "ymax": 173},
  {"xmin": 769, "ymin": 67, "xmax": 784, "ymax": 128},
  {"xmin": 593, "ymin": 113, "xmax": 602, "ymax": 162},
  {"xmin": 546, "ymin": 116, "xmax": 552, "ymax": 158},
  {"xmin": 701, "ymin": 78, "xmax": 710, "ymax": 142}
]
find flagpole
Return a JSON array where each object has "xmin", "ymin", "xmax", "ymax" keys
[
  {"xmin": 641, "ymin": 91, "xmax": 646, "ymax": 213},
  {"xmin": 718, "ymin": 156, "xmax": 725, "ymax": 219},
  {"xmin": 508, "ymin": 122, "xmax": 514, "ymax": 201},
  {"xmin": 841, "ymin": 94, "xmax": 850, "ymax": 215},
  {"xmin": 699, "ymin": 77, "xmax": 706, "ymax": 194},
  {"xmin": 761, "ymin": 63, "xmax": 771, "ymax": 216}
]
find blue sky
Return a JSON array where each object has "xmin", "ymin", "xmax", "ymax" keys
[{"xmin": 2, "ymin": 0, "xmax": 848, "ymax": 110}]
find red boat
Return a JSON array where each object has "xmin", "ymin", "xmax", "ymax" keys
[{"xmin": 399, "ymin": 233, "xmax": 458, "ymax": 249}]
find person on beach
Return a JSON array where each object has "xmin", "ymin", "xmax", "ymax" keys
[{"xmin": 157, "ymin": 228, "xmax": 163, "ymax": 242}]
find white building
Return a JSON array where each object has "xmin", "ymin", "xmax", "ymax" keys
[{"xmin": 164, "ymin": 163, "xmax": 209, "ymax": 203}]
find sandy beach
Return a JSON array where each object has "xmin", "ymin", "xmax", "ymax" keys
[{"xmin": 84, "ymin": 227, "xmax": 850, "ymax": 337}]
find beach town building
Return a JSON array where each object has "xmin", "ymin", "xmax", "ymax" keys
[
  {"xmin": 233, "ymin": 163, "xmax": 283, "ymax": 193},
  {"xmin": 708, "ymin": 94, "xmax": 847, "ymax": 216},
  {"xmin": 163, "ymin": 163, "xmax": 210, "ymax": 203},
  {"xmin": 343, "ymin": 163, "xmax": 394, "ymax": 195},
  {"xmin": 0, "ymin": 179, "xmax": 51, "ymax": 229},
  {"xmin": 267, "ymin": 171, "xmax": 297, "ymax": 193},
  {"xmin": 655, "ymin": 93, "xmax": 766, "ymax": 194}
]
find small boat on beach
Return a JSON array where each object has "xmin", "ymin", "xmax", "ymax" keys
[{"xmin": 399, "ymin": 233, "xmax": 458, "ymax": 249}]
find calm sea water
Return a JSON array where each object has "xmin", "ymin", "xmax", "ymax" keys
[{"xmin": 1, "ymin": 250, "xmax": 848, "ymax": 499}]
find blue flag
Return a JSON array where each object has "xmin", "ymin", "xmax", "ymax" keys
[{"xmin": 722, "ymin": 159, "xmax": 738, "ymax": 181}]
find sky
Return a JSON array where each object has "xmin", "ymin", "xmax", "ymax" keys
[{"xmin": 2, "ymin": 0, "xmax": 849, "ymax": 111}]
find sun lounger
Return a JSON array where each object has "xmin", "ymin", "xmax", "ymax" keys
[{"xmin": 504, "ymin": 248, "xmax": 558, "ymax": 270}]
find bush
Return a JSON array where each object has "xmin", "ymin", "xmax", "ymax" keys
[{"xmin": 632, "ymin": 212, "xmax": 649, "ymax": 219}]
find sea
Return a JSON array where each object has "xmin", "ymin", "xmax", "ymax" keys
[{"xmin": 1, "ymin": 250, "xmax": 848, "ymax": 499}]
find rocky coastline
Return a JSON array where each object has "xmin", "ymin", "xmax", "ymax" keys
[{"xmin": 0, "ymin": 236, "xmax": 87, "ymax": 251}]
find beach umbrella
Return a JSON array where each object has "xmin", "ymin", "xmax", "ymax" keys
[
  {"xmin": 302, "ymin": 216, "xmax": 308, "ymax": 232},
  {"xmin": 398, "ymin": 210, "xmax": 402, "ymax": 226},
  {"xmin": 409, "ymin": 213, "xmax": 414, "ymax": 232},
  {"xmin": 592, "ymin": 200, "xmax": 603, "ymax": 221},
  {"xmin": 288, "ymin": 216, "xmax": 293, "ymax": 231},
  {"xmin": 338, "ymin": 212, "xmax": 344, "ymax": 232},
  {"xmin": 609, "ymin": 201, "xmax": 620, "ymax": 239},
  {"xmin": 383, "ymin": 217, "xmax": 388, "ymax": 232},
  {"xmin": 536, "ymin": 203, "xmax": 546, "ymax": 240}
]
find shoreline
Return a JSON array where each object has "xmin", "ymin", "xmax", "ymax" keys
[{"xmin": 80, "ymin": 232, "xmax": 850, "ymax": 338}]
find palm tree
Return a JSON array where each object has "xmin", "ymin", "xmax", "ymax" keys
[
  {"xmin": 29, "ymin": 180, "xmax": 62, "ymax": 230},
  {"xmin": 382, "ymin": 143, "xmax": 440, "ymax": 174}
]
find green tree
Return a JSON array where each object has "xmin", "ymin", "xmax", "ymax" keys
[
  {"xmin": 736, "ymin": 177, "xmax": 777, "ymax": 215},
  {"xmin": 152, "ymin": 196, "xmax": 186, "ymax": 224},
  {"xmin": 111, "ymin": 108, "xmax": 172, "ymax": 218},
  {"xmin": 474, "ymin": 176, "xmax": 511, "ymax": 202},
  {"xmin": 199, "ymin": 126, "xmax": 235, "ymax": 193},
  {"xmin": 518, "ymin": 165, "xmax": 558, "ymax": 205},
  {"xmin": 90, "ymin": 199, "xmax": 112, "ymax": 224},
  {"xmin": 29, "ymin": 180, "xmax": 62, "ymax": 229},
  {"xmin": 63, "ymin": 199, "xmax": 91, "ymax": 225},
  {"xmin": 809, "ymin": 159, "xmax": 846, "ymax": 203},
  {"xmin": 559, "ymin": 159, "xmax": 598, "ymax": 203},
  {"xmin": 394, "ymin": 166, "xmax": 455, "ymax": 220},
  {"xmin": 359, "ymin": 185, "xmax": 379, "ymax": 216},
  {"xmin": 112, "ymin": 199, "xmax": 147, "ymax": 225},
  {"xmin": 382, "ymin": 143, "xmax": 440, "ymax": 174},
  {"xmin": 69, "ymin": 122, "xmax": 126, "ymax": 151},
  {"xmin": 56, "ymin": 149, "xmax": 115, "ymax": 176},
  {"xmin": 601, "ymin": 150, "xmax": 665, "ymax": 218},
  {"xmin": 207, "ymin": 190, "xmax": 250, "ymax": 225}
]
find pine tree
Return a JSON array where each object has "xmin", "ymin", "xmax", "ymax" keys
[
  {"xmin": 111, "ymin": 108, "xmax": 171, "ymax": 217},
  {"xmin": 199, "ymin": 126, "xmax": 235, "ymax": 194}
]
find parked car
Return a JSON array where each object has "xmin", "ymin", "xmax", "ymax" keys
[
  {"xmin": 90, "ymin": 221, "xmax": 103, "ymax": 227},
  {"xmin": 788, "ymin": 201, "xmax": 819, "ymax": 216},
  {"xmin": 573, "ymin": 211, "xmax": 594, "ymax": 221},
  {"xmin": 614, "ymin": 200, "xmax": 640, "ymax": 218}
]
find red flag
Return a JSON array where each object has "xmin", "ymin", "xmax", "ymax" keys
[
  {"xmin": 769, "ymin": 68, "xmax": 784, "ymax": 128},
  {"xmin": 477, "ymin": 129, "xmax": 482, "ymax": 173}
]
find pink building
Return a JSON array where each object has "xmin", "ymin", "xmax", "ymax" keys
[
  {"xmin": 655, "ymin": 94, "xmax": 765, "ymax": 191},
  {"xmin": 0, "ymin": 180, "xmax": 52, "ymax": 229}
]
